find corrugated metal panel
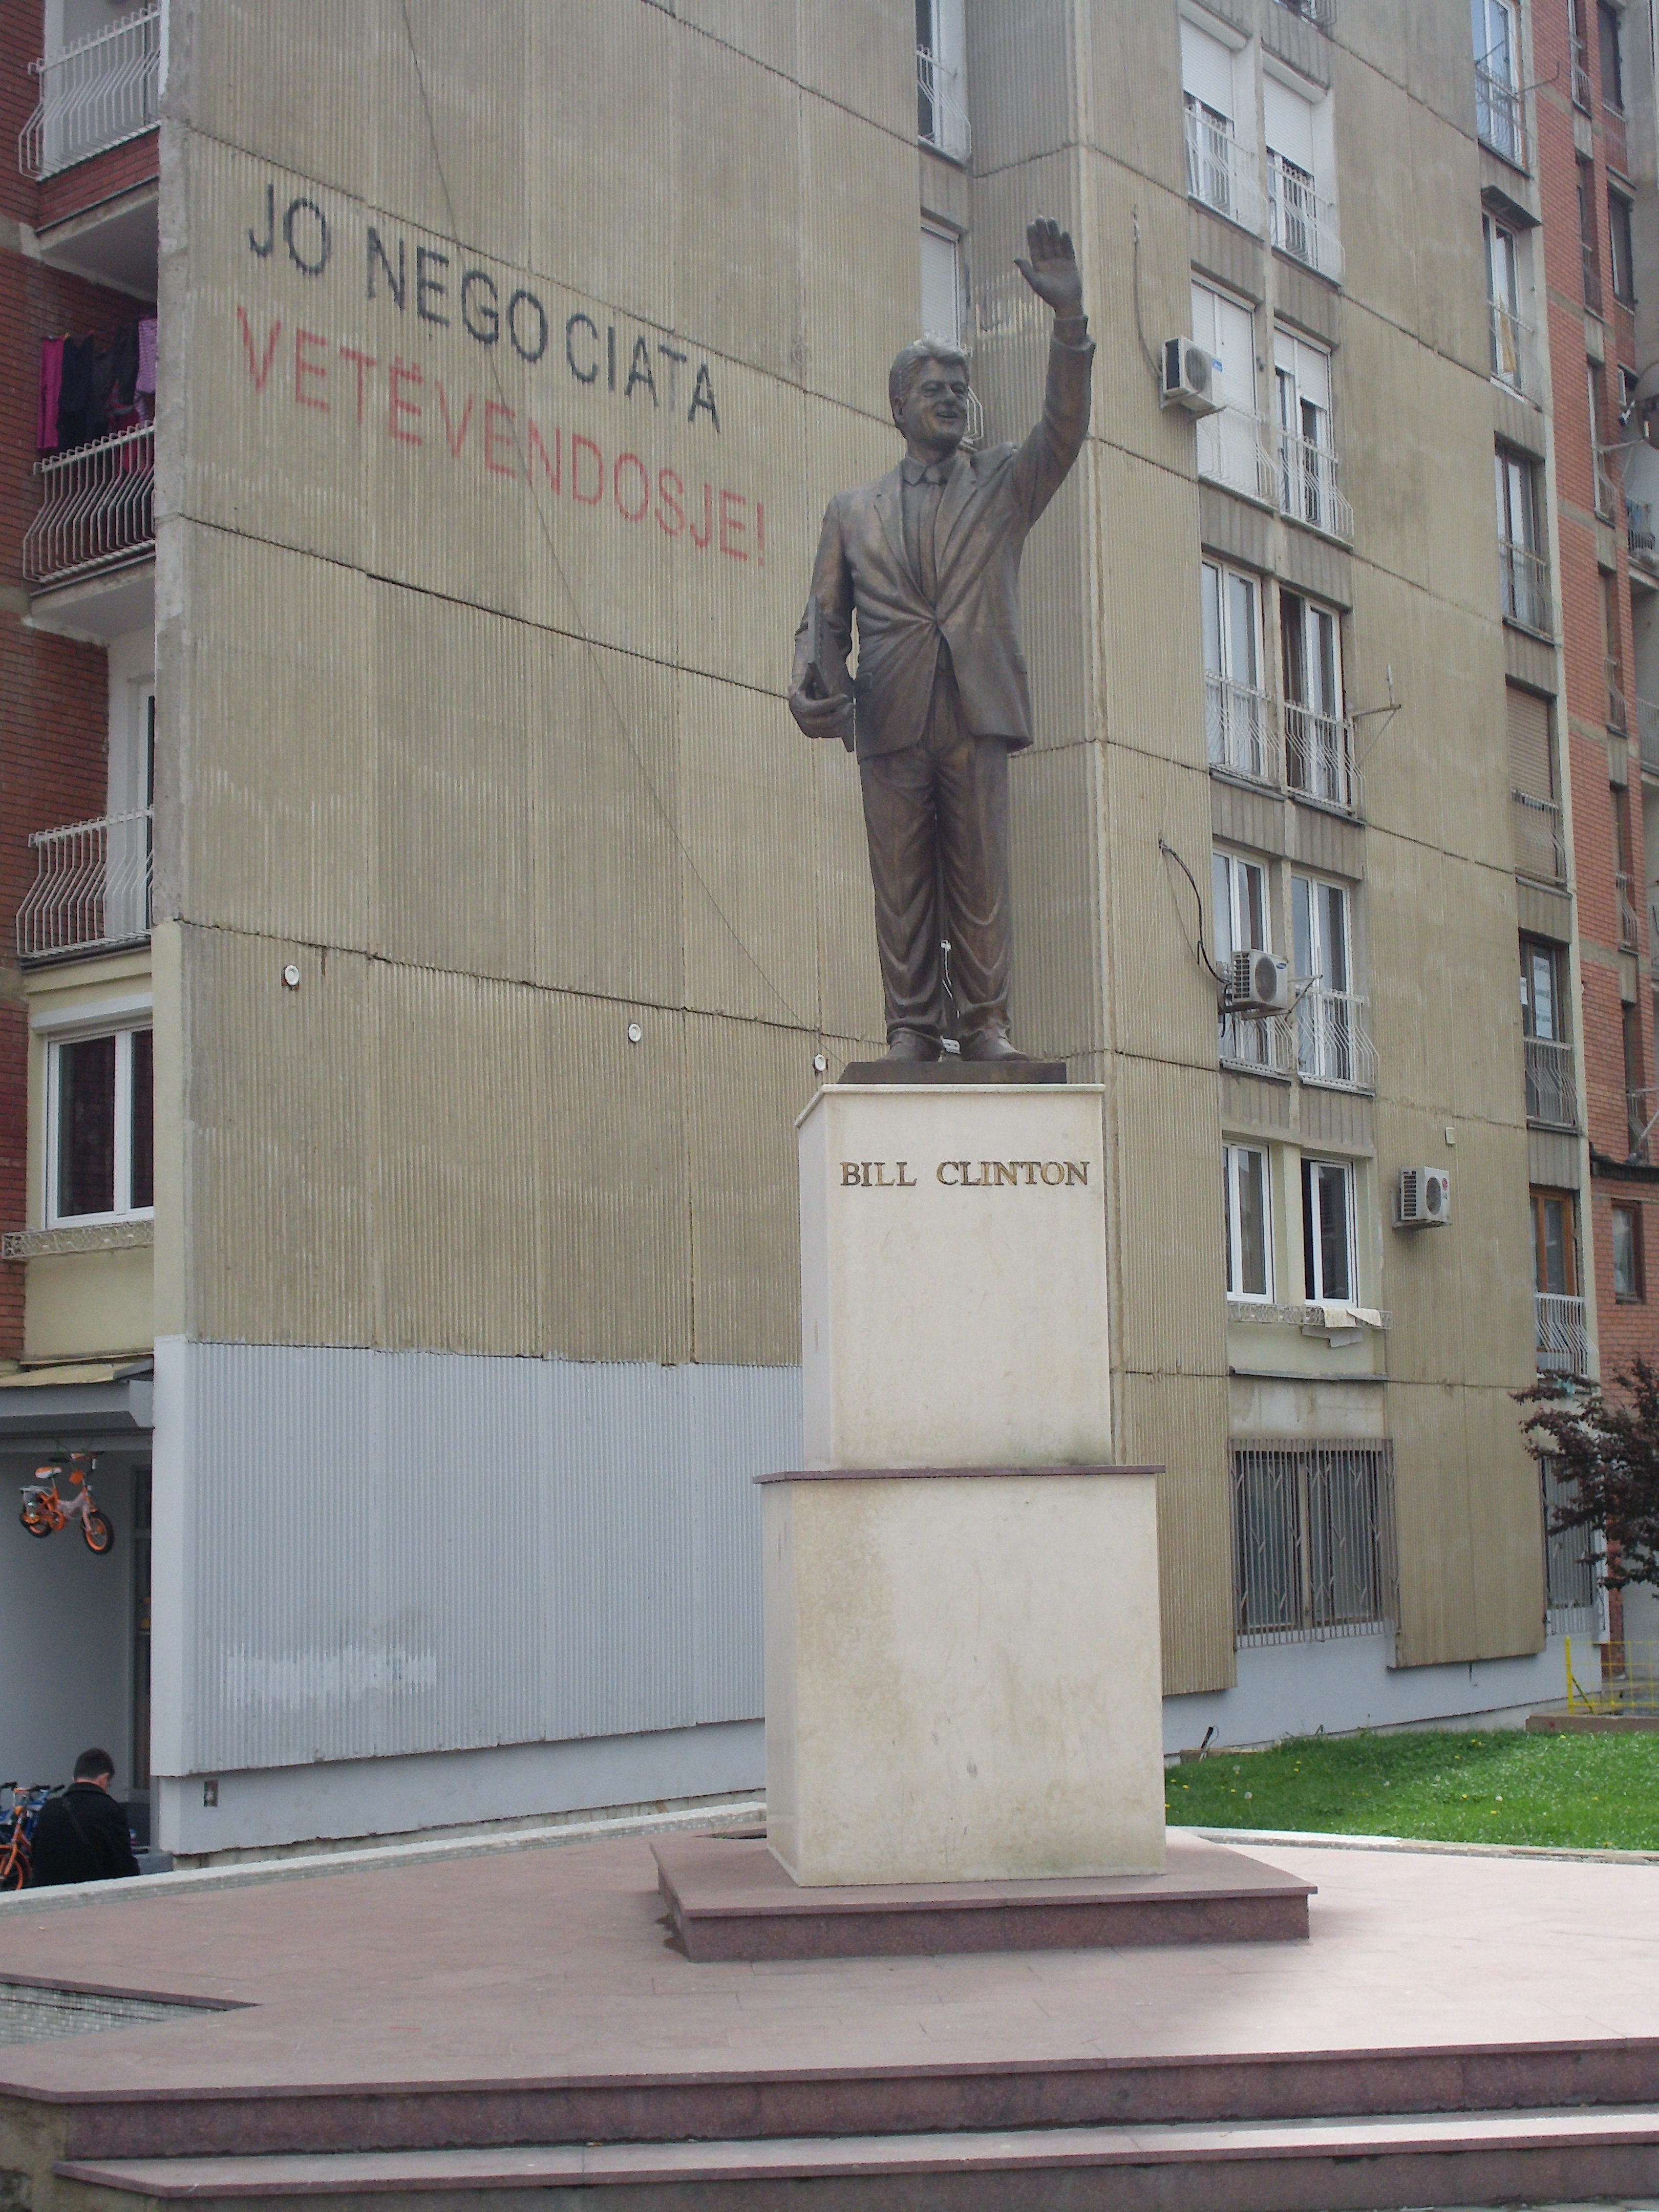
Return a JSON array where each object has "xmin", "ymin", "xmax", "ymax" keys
[
  {"xmin": 1221, "ymin": 1069, "xmax": 1292, "ymax": 1138},
  {"xmin": 1288, "ymin": 804, "xmax": 1366, "ymax": 880},
  {"xmin": 161, "ymin": 1338, "xmax": 797, "ymax": 1773},
  {"xmin": 1299, "ymin": 1085, "xmax": 1376, "ymax": 1157},
  {"xmin": 1211, "ymin": 779, "xmax": 1287, "ymax": 858},
  {"xmin": 1261, "ymin": 3, "xmax": 1329, "ymax": 88}
]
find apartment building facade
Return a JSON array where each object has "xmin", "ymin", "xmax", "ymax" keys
[{"xmin": 0, "ymin": 0, "xmax": 1622, "ymax": 1858}]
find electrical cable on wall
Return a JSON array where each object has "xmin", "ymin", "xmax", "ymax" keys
[{"xmin": 1158, "ymin": 837, "xmax": 1227, "ymax": 986}]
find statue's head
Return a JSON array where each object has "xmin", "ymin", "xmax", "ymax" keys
[{"xmin": 889, "ymin": 339, "xmax": 971, "ymax": 454}]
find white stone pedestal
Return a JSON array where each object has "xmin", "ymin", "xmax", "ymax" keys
[{"xmin": 761, "ymin": 1084, "xmax": 1166, "ymax": 1888}]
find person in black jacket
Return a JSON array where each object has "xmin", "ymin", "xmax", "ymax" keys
[{"xmin": 30, "ymin": 1750, "xmax": 140, "ymax": 1885}]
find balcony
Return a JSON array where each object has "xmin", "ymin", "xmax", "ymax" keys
[
  {"xmin": 1536, "ymin": 1291, "xmax": 1588, "ymax": 1379},
  {"xmin": 1273, "ymin": 0, "xmax": 1334, "ymax": 25},
  {"xmin": 1296, "ymin": 987, "xmax": 1377, "ymax": 1092},
  {"xmin": 916, "ymin": 44, "xmax": 969, "ymax": 162},
  {"xmin": 1583, "ymin": 236, "xmax": 1604, "ymax": 317},
  {"xmin": 1475, "ymin": 62, "xmax": 1528, "ymax": 171},
  {"xmin": 1618, "ymin": 870, "xmax": 1641, "ymax": 950},
  {"xmin": 1197, "ymin": 406, "xmax": 1279, "ymax": 506},
  {"xmin": 1607, "ymin": 655, "xmax": 1628, "ymax": 732},
  {"xmin": 1205, "ymin": 672, "xmax": 1279, "ymax": 785},
  {"xmin": 1512, "ymin": 789, "xmax": 1566, "ymax": 884},
  {"xmin": 16, "ymin": 809, "xmax": 152, "ymax": 964},
  {"xmin": 1267, "ymin": 153, "xmax": 1344, "ymax": 284},
  {"xmin": 1184, "ymin": 108, "xmax": 1264, "ymax": 233},
  {"xmin": 1596, "ymin": 458, "xmax": 1618, "ymax": 526},
  {"xmin": 1488, "ymin": 300, "xmax": 1537, "ymax": 401},
  {"xmin": 22, "ymin": 423, "xmax": 153, "ymax": 591},
  {"xmin": 18, "ymin": 5, "xmax": 159, "ymax": 181},
  {"xmin": 1278, "ymin": 427, "xmax": 1353, "ymax": 540},
  {"xmin": 1499, "ymin": 540, "xmax": 1553, "ymax": 635},
  {"xmin": 1524, "ymin": 1034, "xmax": 1577, "ymax": 1129},
  {"xmin": 1221, "ymin": 1009, "xmax": 1297, "ymax": 1076},
  {"xmin": 1285, "ymin": 703, "xmax": 1361, "ymax": 815},
  {"xmin": 1572, "ymin": 41, "xmax": 1593, "ymax": 111},
  {"xmin": 1640, "ymin": 698, "xmax": 1659, "ymax": 775},
  {"xmin": 1630, "ymin": 500, "xmax": 1657, "ymax": 565}
]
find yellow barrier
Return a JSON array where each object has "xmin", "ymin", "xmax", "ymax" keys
[{"xmin": 1564, "ymin": 1634, "xmax": 1659, "ymax": 1715}]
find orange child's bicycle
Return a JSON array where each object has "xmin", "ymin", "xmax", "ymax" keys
[
  {"xmin": 0, "ymin": 1784, "xmax": 49, "ymax": 1889},
  {"xmin": 19, "ymin": 1456, "xmax": 113, "ymax": 1554}
]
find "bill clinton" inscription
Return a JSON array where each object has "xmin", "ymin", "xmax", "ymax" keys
[{"xmin": 840, "ymin": 1160, "xmax": 1090, "ymax": 1188}]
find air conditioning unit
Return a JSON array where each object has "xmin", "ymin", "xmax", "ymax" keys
[
  {"xmin": 1161, "ymin": 337, "xmax": 1223, "ymax": 417},
  {"xmin": 1394, "ymin": 1166, "xmax": 1452, "ymax": 1230},
  {"xmin": 1227, "ymin": 949, "xmax": 1290, "ymax": 1013}
]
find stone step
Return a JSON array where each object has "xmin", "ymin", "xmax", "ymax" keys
[{"xmin": 53, "ymin": 2104, "xmax": 1659, "ymax": 2211}]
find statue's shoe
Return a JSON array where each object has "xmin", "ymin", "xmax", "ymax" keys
[
  {"xmin": 884, "ymin": 1030, "xmax": 942, "ymax": 1062},
  {"xmin": 959, "ymin": 1029, "xmax": 1028, "ymax": 1063}
]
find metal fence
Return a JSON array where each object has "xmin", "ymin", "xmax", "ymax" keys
[
  {"xmin": 1617, "ymin": 870, "xmax": 1641, "ymax": 950},
  {"xmin": 1475, "ymin": 61, "xmax": 1528, "ymax": 170},
  {"xmin": 1278, "ymin": 426, "xmax": 1353, "ymax": 540},
  {"xmin": 1542, "ymin": 1460, "xmax": 1599, "ymax": 1629},
  {"xmin": 1488, "ymin": 299, "xmax": 1535, "ymax": 397},
  {"xmin": 1220, "ymin": 1009, "xmax": 1296, "ymax": 1076},
  {"xmin": 1267, "ymin": 152, "xmax": 1344, "ymax": 283},
  {"xmin": 1184, "ymin": 106, "xmax": 1264, "ymax": 233},
  {"xmin": 1205, "ymin": 672, "xmax": 1278, "ymax": 784},
  {"xmin": 1285, "ymin": 703, "xmax": 1360, "ymax": 814},
  {"xmin": 16, "ymin": 809, "xmax": 152, "ymax": 962},
  {"xmin": 1500, "ymin": 540, "xmax": 1554, "ymax": 635},
  {"xmin": 1511, "ymin": 790, "xmax": 1566, "ymax": 884},
  {"xmin": 1296, "ymin": 987, "xmax": 1377, "ymax": 1091},
  {"xmin": 1197, "ymin": 407, "xmax": 1280, "ymax": 507},
  {"xmin": 18, "ymin": 4, "xmax": 159, "ymax": 179},
  {"xmin": 22, "ymin": 424, "xmax": 154, "ymax": 590},
  {"xmin": 1524, "ymin": 1035, "xmax": 1577, "ymax": 1129},
  {"xmin": 1565, "ymin": 1636, "xmax": 1659, "ymax": 1714},
  {"xmin": 916, "ymin": 44, "xmax": 969, "ymax": 163},
  {"xmin": 1535, "ymin": 1291, "xmax": 1588, "ymax": 1379},
  {"xmin": 1232, "ymin": 1441, "xmax": 1398, "ymax": 1645}
]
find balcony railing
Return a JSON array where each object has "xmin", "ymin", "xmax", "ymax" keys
[
  {"xmin": 917, "ymin": 44, "xmax": 969, "ymax": 162},
  {"xmin": 1630, "ymin": 500, "xmax": 1657, "ymax": 562},
  {"xmin": 1205, "ymin": 672, "xmax": 1279, "ymax": 785},
  {"xmin": 1267, "ymin": 153, "xmax": 1344, "ymax": 283},
  {"xmin": 1278, "ymin": 427, "xmax": 1353, "ymax": 540},
  {"xmin": 1525, "ymin": 1034, "xmax": 1578, "ymax": 1129},
  {"xmin": 1499, "ymin": 540, "xmax": 1553, "ymax": 635},
  {"xmin": 1596, "ymin": 459, "xmax": 1618, "ymax": 524},
  {"xmin": 1488, "ymin": 300, "xmax": 1537, "ymax": 399},
  {"xmin": 1512, "ymin": 790, "xmax": 1566, "ymax": 884},
  {"xmin": 1606, "ymin": 655, "xmax": 1628, "ymax": 732},
  {"xmin": 1296, "ymin": 987, "xmax": 1377, "ymax": 1091},
  {"xmin": 1536, "ymin": 1291, "xmax": 1588, "ymax": 1379},
  {"xmin": 1286, "ymin": 704, "xmax": 1360, "ymax": 814},
  {"xmin": 1221, "ymin": 1008, "xmax": 1297, "ymax": 1076},
  {"xmin": 1184, "ymin": 107, "xmax": 1264, "ymax": 233},
  {"xmin": 18, "ymin": 4, "xmax": 159, "ymax": 180},
  {"xmin": 1583, "ymin": 235, "xmax": 1604, "ymax": 316},
  {"xmin": 21, "ymin": 423, "xmax": 153, "ymax": 590},
  {"xmin": 1475, "ymin": 62, "xmax": 1528, "ymax": 171},
  {"xmin": 1617, "ymin": 870, "xmax": 1641, "ymax": 950},
  {"xmin": 1273, "ymin": 0, "xmax": 1334, "ymax": 26},
  {"xmin": 1197, "ymin": 406, "xmax": 1279, "ymax": 506},
  {"xmin": 1572, "ymin": 47, "xmax": 1593, "ymax": 110},
  {"xmin": 1639, "ymin": 698, "xmax": 1659, "ymax": 775},
  {"xmin": 16, "ymin": 808, "xmax": 153, "ymax": 963}
]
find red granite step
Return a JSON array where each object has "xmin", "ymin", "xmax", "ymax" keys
[{"xmin": 54, "ymin": 2104, "xmax": 1659, "ymax": 2211}]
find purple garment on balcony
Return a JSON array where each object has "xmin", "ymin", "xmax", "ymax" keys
[
  {"xmin": 36, "ymin": 337, "xmax": 62, "ymax": 453},
  {"xmin": 136, "ymin": 316, "xmax": 156, "ymax": 398}
]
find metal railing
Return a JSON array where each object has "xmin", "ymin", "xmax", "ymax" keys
[
  {"xmin": 1273, "ymin": 0, "xmax": 1334, "ymax": 26},
  {"xmin": 1536, "ymin": 1291, "xmax": 1588, "ymax": 1378},
  {"xmin": 917, "ymin": 45, "xmax": 970, "ymax": 162},
  {"xmin": 1184, "ymin": 106, "xmax": 1264, "ymax": 232},
  {"xmin": 1617, "ymin": 870, "xmax": 1641, "ymax": 949},
  {"xmin": 1499, "ymin": 540, "xmax": 1553, "ymax": 634},
  {"xmin": 1475, "ymin": 61, "xmax": 1528, "ymax": 170},
  {"xmin": 21, "ymin": 423, "xmax": 154, "ymax": 590},
  {"xmin": 1220, "ymin": 1008, "xmax": 1296, "ymax": 1076},
  {"xmin": 1488, "ymin": 300, "xmax": 1536, "ymax": 399},
  {"xmin": 1565, "ymin": 1636, "xmax": 1659, "ymax": 1714},
  {"xmin": 1232, "ymin": 1440, "xmax": 1397, "ymax": 1646},
  {"xmin": 1267, "ymin": 152, "xmax": 1344, "ymax": 282},
  {"xmin": 1205, "ymin": 672, "xmax": 1279, "ymax": 784},
  {"xmin": 1278, "ymin": 427, "xmax": 1353, "ymax": 539},
  {"xmin": 1197, "ymin": 406, "xmax": 1280, "ymax": 506},
  {"xmin": 1583, "ymin": 235, "xmax": 1604, "ymax": 315},
  {"xmin": 1285, "ymin": 704, "xmax": 1360, "ymax": 814},
  {"xmin": 1596, "ymin": 458, "xmax": 1618, "ymax": 524},
  {"xmin": 1524, "ymin": 1034, "xmax": 1578, "ymax": 1129},
  {"xmin": 18, "ymin": 4, "xmax": 159, "ymax": 180},
  {"xmin": 1630, "ymin": 500, "xmax": 1657, "ymax": 561},
  {"xmin": 1296, "ymin": 987, "xmax": 1377, "ymax": 1091},
  {"xmin": 1512, "ymin": 789, "xmax": 1566, "ymax": 884},
  {"xmin": 1606, "ymin": 655, "xmax": 1628, "ymax": 731},
  {"xmin": 16, "ymin": 808, "xmax": 153, "ymax": 962},
  {"xmin": 1640, "ymin": 699, "xmax": 1659, "ymax": 775},
  {"xmin": 1572, "ymin": 47, "xmax": 1593, "ymax": 110}
]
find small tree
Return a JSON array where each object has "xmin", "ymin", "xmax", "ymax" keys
[{"xmin": 1518, "ymin": 1356, "xmax": 1659, "ymax": 1589}]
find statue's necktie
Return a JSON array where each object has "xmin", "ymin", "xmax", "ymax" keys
[{"xmin": 919, "ymin": 472, "xmax": 945, "ymax": 602}]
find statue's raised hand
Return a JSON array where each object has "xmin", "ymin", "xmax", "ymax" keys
[{"xmin": 1014, "ymin": 217, "xmax": 1083, "ymax": 318}]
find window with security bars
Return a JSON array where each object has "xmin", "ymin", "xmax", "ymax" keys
[
  {"xmin": 1541, "ymin": 1457, "xmax": 1599, "ymax": 1630},
  {"xmin": 1231, "ymin": 1440, "xmax": 1397, "ymax": 1644}
]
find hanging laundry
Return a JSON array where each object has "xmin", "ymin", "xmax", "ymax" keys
[
  {"xmin": 55, "ymin": 334, "xmax": 97, "ymax": 450},
  {"xmin": 108, "ymin": 321, "xmax": 139, "ymax": 411},
  {"xmin": 135, "ymin": 316, "xmax": 156, "ymax": 399},
  {"xmin": 36, "ymin": 337, "xmax": 63, "ymax": 453}
]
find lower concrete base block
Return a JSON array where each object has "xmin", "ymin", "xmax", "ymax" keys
[{"xmin": 652, "ymin": 1834, "xmax": 1315, "ymax": 1963}]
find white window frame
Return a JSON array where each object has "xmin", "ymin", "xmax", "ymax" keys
[
  {"xmin": 920, "ymin": 223, "xmax": 962, "ymax": 346},
  {"xmin": 1213, "ymin": 847, "xmax": 1270, "ymax": 964},
  {"xmin": 1483, "ymin": 213, "xmax": 1528, "ymax": 392},
  {"xmin": 1280, "ymin": 588, "xmax": 1353, "ymax": 808},
  {"xmin": 1202, "ymin": 559, "xmax": 1271, "ymax": 778},
  {"xmin": 1292, "ymin": 870, "xmax": 1352, "ymax": 995},
  {"xmin": 44, "ymin": 1020, "xmax": 154, "ymax": 1227},
  {"xmin": 1301, "ymin": 1154, "xmax": 1356, "ymax": 1304},
  {"xmin": 1274, "ymin": 327, "xmax": 1349, "ymax": 536},
  {"xmin": 916, "ymin": 0, "xmax": 969, "ymax": 161},
  {"xmin": 1224, "ymin": 1141, "xmax": 1274, "ymax": 1302}
]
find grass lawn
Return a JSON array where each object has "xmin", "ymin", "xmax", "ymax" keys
[{"xmin": 1166, "ymin": 1728, "xmax": 1659, "ymax": 1851}]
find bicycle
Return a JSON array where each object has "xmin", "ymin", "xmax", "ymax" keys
[
  {"xmin": 0, "ymin": 1783, "xmax": 51, "ymax": 1889},
  {"xmin": 19, "ymin": 1457, "xmax": 113, "ymax": 1554}
]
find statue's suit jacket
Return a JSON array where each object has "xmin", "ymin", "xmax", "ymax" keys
[{"xmin": 792, "ymin": 324, "xmax": 1095, "ymax": 760}]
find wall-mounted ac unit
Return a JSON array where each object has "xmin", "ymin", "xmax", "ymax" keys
[
  {"xmin": 1161, "ymin": 337, "xmax": 1223, "ymax": 417},
  {"xmin": 1394, "ymin": 1166, "xmax": 1451, "ymax": 1229},
  {"xmin": 1227, "ymin": 948, "xmax": 1290, "ymax": 1013}
]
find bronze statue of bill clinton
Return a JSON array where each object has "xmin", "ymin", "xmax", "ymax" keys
[{"xmin": 789, "ymin": 219, "xmax": 1094, "ymax": 1063}]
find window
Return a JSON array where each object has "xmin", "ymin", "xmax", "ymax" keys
[
  {"xmin": 1570, "ymin": 0, "xmax": 1593, "ymax": 107},
  {"xmin": 1214, "ymin": 847, "xmax": 1281, "ymax": 1069},
  {"xmin": 916, "ymin": 0, "xmax": 968, "ymax": 160},
  {"xmin": 1533, "ymin": 1186, "xmax": 1579, "ymax": 1292},
  {"xmin": 1579, "ymin": 158, "xmax": 1602, "ymax": 311},
  {"xmin": 1624, "ymin": 1001, "xmax": 1647, "ymax": 1148},
  {"xmin": 1473, "ymin": 0, "xmax": 1524, "ymax": 164},
  {"xmin": 1603, "ymin": 570, "xmax": 1627, "ymax": 726},
  {"xmin": 1182, "ymin": 19, "xmax": 1251, "ymax": 226},
  {"xmin": 1281, "ymin": 590, "xmax": 1353, "ymax": 808},
  {"xmin": 1521, "ymin": 937, "xmax": 1566, "ymax": 1040},
  {"xmin": 1613, "ymin": 1203, "xmax": 1644, "ymax": 1299},
  {"xmin": 920, "ymin": 225, "xmax": 961, "ymax": 345},
  {"xmin": 1301, "ymin": 1155, "xmax": 1355, "ymax": 1302},
  {"xmin": 1191, "ymin": 281, "xmax": 1268, "ymax": 502},
  {"xmin": 1609, "ymin": 190, "xmax": 1635, "ymax": 304},
  {"xmin": 1484, "ymin": 213, "xmax": 1526, "ymax": 391},
  {"xmin": 1612, "ymin": 783, "xmax": 1638, "ymax": 946},
  {"xmin": 1293, "ymin": 873, "xmax": 1367, "ymax": 1086},
  {"xmin": 1507, "ymin": 684, "xmax": 1563, "ymax": 881},
  {"xmin": 1541, "ymin": 1457, "xmax": 1598, "ymax": 1621},
  {"xmin": 1599, "ymin": 0, "xmax": 1624, "ymax": 110},
  {"xmin": 1202, "ymin": 558, "xmax": 1269, "ymax": 778},
  {"xmin": 1231, "ymin": 1440, "xmax": 1396, "ymax": 1642},
  {"xmin": 47, "ymin": 1025, "xmax": 153, "ymax": 1225},
  {"xmin": 1590, "ymin": 369, "xmax": 1616, "ymax": 521},
  {"xmin": 1223, "ymin": 1144, "xmax": 1273, "ymax": 1301},
  {"xmin": 1264, "ymin": 76, "xmax": 1333, "ymax": 275},
  {"xmin": 1275, "ymin": 329, "xmax": 1347, "ymax": 536},
  {"xmin": 1496, "ymin": 447, "xmax": 1549, "ymax": 631}
]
